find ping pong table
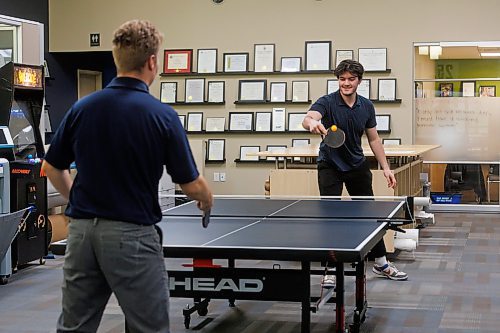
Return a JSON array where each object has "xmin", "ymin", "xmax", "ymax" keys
[
  {"xmin": 161, "ymin": 197, "xmax": 412, "ymax": 333},
  {"xmin": 51, "ymin": 197, "xmax": 413, "ymax": 333}
]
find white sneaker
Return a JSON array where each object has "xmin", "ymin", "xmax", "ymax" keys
[
  {"xmin": 372, "ymin": 262, "xmax": 408, "ymax": 281},
  {"xmin": 321, "ymin": 274, "xmax": 336, "ymax": 288}
]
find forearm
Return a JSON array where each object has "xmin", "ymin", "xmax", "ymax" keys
[
  {"xmin": 41, "ymin": 160, "xmax": 73, "ymax": 200},
  {"xmin": 179, "ymin": 175, "xmax": 213, "ymax": 209},
  {"xmin": 369, "ymin": 139, "xmax": 390, "ymax": 171}
]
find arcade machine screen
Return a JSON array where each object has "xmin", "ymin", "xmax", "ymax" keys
[{"xmin": 8, "ymin": 100, "xmax": 36, "ymax": 159}]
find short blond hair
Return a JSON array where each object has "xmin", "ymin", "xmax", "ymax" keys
[{"xmin": 112, "ymin": 20, "xmax": 163, "ymax": 72}]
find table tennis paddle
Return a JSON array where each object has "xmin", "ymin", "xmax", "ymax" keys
[
  {"xmin": 202, "ymin": 209, "xmax": 211, "ymax": 228},
  {"xmin": 322, "ymin": 125, "xmax": 345, "ymax": 148}
]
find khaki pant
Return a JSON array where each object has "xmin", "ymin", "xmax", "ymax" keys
[{"xmin": 57, "ymin": 218, "xmax": 169, "ymax": 333}]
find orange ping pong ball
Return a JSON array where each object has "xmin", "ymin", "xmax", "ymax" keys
[{"xmin": 331, "ymin": 125, "xmax": 338, "ymax": 131}]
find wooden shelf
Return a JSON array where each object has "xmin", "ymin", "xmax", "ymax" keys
[
  {"xmin": 160, "ymin": 69, "xmax": 391, "ymax": 77},
  {"xmin": 370, "ymin": 99, "xmax": 402, "ymax": 104},
  {"xmin": 234, "ymin": 100, "xmax": 311, "ymax": 105},
  {"xmin": 166, "ymin": 101, "xmax": 225, "ymax": 106}
]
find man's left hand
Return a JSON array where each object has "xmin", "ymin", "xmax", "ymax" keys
[{"xmin": 383, "ymin": 169, "xmax": 397, "ymax": 188}]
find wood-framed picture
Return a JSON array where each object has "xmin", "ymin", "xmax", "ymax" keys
[
  {"xmin": 207, "ymin": 81, "xmax": 225, "ymax": 103},
  {"xmin": 335, "ymin": 50, "xmax": 354, "ymax": 68},
  {"xmin": 327, "ymin": 79, "xmax": 339, "ymax": 94},
  {"xmin": 358, "ymin": 48, "xmax": 387, "ymax": 71},
  {"xmin": 163, "ymin": 49, "xmax": 193, "ymax": 73},
  {"xmin": 255, "ymin": 112, "xmax": 272, "ymax": 132},
  {"xmin": 287, "ymin": 112, "xmax": 307, "ymax": 132},
  {"xmin": 223, "ymin": 52, "xmax": 249, "ymax": 72},
  {"xmin": 305, "ymin": 41, "xmax": 331, "ymax": 71},
  {"xmin": 461, "ymin": 81, "xmax": 476, "ymax": 97},
  {"xmin": 239, "ymin": 146, "xmax": 260, "ymax": 161},
  {"xmin": 439, "ymin": 83, "xmax": 453, "ymax": 97},
  {"xmin": 280, "ymin": 57, "xmax": 301, "ymax": 72},
  {"xmin": 292, "ymin": 81, "xmax": 309, "ymax": 102},
  {"xmin": 160, "ymin": 82, "xmax": 177, "ymax": 103},
  {"xmin": 382, "ymin": 138, "xmax": 401, "ymax": 146},
  {"xmin": 229, "ymin": 112, "xmax": 253, "ymax": 131},
  {"xmin": 206, "ymin": 139, "xmax": 225, "ymax": 162},
  {"xmin": 197, "ymin": 48, "xmax": 217, "ymax": 74},
  {"xmin": 378, "ymin": 78, "xmax": 397, "ymax": 101},
  {"xmin": 479, "ymin": 85, "xmax": 496, "ymax": 97},
  {"xmin": 205, "ymin": 117, "xmax": 226, "ymax": 132},
  {"xmin": 270, "ymin": 82, "xmax": 287, "ymax": 102},
  {"xmin": 238, "ymin": 79, "xmax": 266, "ymax": 102},
  {"xmin": 254, "ymin": 43, "xmax": 275, "ymax": 73},
  {"xmin": 186, "ymin": 112, "xmax": 203, "ymax": 132},
  {"xmin": 185, "ymin": 78, "xmax": 205, "ymax": 103},
  {"xmin": 375, "ymin": 114, "xmax": 391, "ymax": 133}
]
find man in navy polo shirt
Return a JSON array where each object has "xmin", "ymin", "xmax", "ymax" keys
[
  {"xmin": 302, "ymin": 60, "xmax": 407, "ymax": 285},
  {"xmin": 42, "ymin": 20, "xmax": 213, "ymax": 333}
]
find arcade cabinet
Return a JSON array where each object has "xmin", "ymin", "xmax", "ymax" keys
[{"xmin": 0, "ymin": 62, "xmax": 48, "ymax": 271}]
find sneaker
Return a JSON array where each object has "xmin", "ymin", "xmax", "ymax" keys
[
  {"xmin": 321, "ymin": 274, "xmax": 336, "ymax": 288},
  {"xmin": 372, "ymin": 262, "xmax": 408, "ymax": 281}
]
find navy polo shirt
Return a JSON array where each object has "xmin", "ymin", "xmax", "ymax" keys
[
  {"xmin": 310, "ymin": 91, "xmax": 376, "ymax": 171},
  {"xmin": 44, "ymin": 77, "xmax": 199, "ymax": 225}
]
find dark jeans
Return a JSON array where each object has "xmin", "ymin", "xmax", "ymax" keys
[
  {"xmin": 57, "ymin": 218, "xmax": 170, "ymax": 333},
  {"xmin": 317, "ymin": 160, "xmax": 386, "ymax": 258}
]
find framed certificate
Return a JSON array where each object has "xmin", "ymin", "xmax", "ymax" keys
[
  {"xmin": 382, "ymin": 138, "xmax": 401, "ymax": 146},
  {"xmin": 178, "ymin": 114, "xmax": 186, "ymax": 129},
  {"xmin": 358, "ymin": 48, "xmax": 387, "ymax": 71},
  {"xmin": 255, "ymin": 112, "xmax": 272, "ymax": 132},
  {"xmin": 460, "ymin": 81, "xmax": 475, "ymax": 97},
  {"xmin": 272, "ymin": 107, "xmax": 286, "ymax": 132},
  {"xmin": 223, "ymin": 52, "xmax": 249, "ymax": 72},
  {"xmin": 185, "ymin": 78, "xmax": 205, "ymax": 103},
  {"xmin": 305, "ymin": 41, "xmax": 331, "ymax": 71},
  {"xmin": 439, "ymin": 83, "xmax": 453, "ymax": 97},
  {"xmin": 163, "ymin": 49, "xmax": 193, "ymax": 73},
  {"xmin": 270, "ymin": 82, "xmax": 287, "ymax": 102},
  {"xmin": 335, "ymin": 50, "xmax": 354, "ymax": 67},
  {"xmin": 377, "ymin": 78, "xmax": 397, "ymax": 101},
  {"xmin": 292, "ymin": 81, "xmax": 309, "ymax": 102},
  {"xmin": 280, "ymin": 57, "xmax": 301, "ymax": 72},
  {"xmin": 266, "ymin": 145, "xmax": 287, "ymax": 161},
  {"xmin": 238, "ymin": 80, "xmax": 266, "ymax": 102},
  {"xmin": 239, "ymin": 146, "xmax": 260, "ymax": 161},
  {"xmin": 327, "ymin": 79, "xmax": 339, "ymax": 94},
  {"xmin": 208, "ymin": 81, "xmax": 225, "ymax": 103},
  {"xmin": 292, "ymin": 138, "xmax": 310, "ymax": 147},
  {"xmin": 207, "ymin": 139, "xmax": 225, "ymax": 162},
  {"xmin": 160, "ymin": 82, "xmax": 177, "ymax": 103},
  {"xmin": 197, "ymin": 48, "xmax": 217, "ymax": 74},
  {"xmin": 375, "ymin": 114, "xmax": 391, "ymax": 133},
  {"xmin": 288, "ymin": 112, "xmax": 307, "ymax": 132},
  {"xmin": 357, "ymin": 79, "xmax": 371, "ymax": 99},
  {"xmin": 480, "ymin": 85, "xmax": 496, "ymax": 97},
  {"xmin": 229, "ymin": 112, "xmax": 253, "ymax": 131},
  {"xmin": 254, "ymin": 44, "xmax": 275, "ymax": 72},
  {"xmin": 205, "ymin": 117, "xmax": 226, "ymax": 132},
  {"xmin": 187, "ymin": 112, "xmax": 203, "ymax": 132}
]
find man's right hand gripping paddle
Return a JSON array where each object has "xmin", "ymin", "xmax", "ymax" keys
[{"xmin": 323, "ymin": 125, "xmax": 345, "ymax": 148}]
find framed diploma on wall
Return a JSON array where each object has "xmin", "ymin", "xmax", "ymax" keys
[
  {"xmin": 229, "ymin": 112, "xmax": 253, "ymax": 131},
  {"xmin": 197, "ymin": 48, "xmax": 217, "ymax": 74},
  {"xmin": 186, "ymin": 112, "xmax": 203, "ymax": 132},
  {"xmin": 254, "ymin": 44, "xmax": 275, "ymax": 72},
  {"xmin": 377, "ymin": 78, "xmax": 397, "ymax": 101},
  {"xmin": 207, "ymin": 139, "xmax": 225, "ymax": 162},
  {"xmin": 185, "ymin": 78, "xmax": 205, "ymax": 103},
  {"xmin": 223, "ymin": 53, "xmax": 249, "ymax": 72},
  {"xmin": 160, "ymin": 82, "xmax": 177, "ymax": 103},
  {"xmin": 207, "ymin": 81, "xmax": 225, "ymax": 103},
  {"xmin": 239, "ymin": 146, "xmax": 260, "ymax": 161},
  {"xmin": 375, "ymin": 114, "xmax": 391, "ymax": 133},
  {"xmin": 358, "ymin": 48, "xmax": 387, "ymax": 71},
  {"xmin": 305, "ymin": 41, "xmax": 331, "ymax": 71},
  {"xmin": 280, "ymin": 57, "xmax": 301, "ymax": 72},
  {"xmin": 270, "ymin": 82, "xmax": 287, "ymax": 102},
  {"xmin": 238, "ymin": 80, "xmax": 267, "ymax": 102},
  {"xmin": 255, "ymin": 112, "xmax": 272, "ymax": 132},
  {"xmin": 163, "ymin": 49, "xmax": 193, "ymax": 73}
]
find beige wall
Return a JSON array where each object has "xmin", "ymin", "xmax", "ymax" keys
[{"xmin": 48, "ymin": 0, "xmax": 500, "ymax": 194}]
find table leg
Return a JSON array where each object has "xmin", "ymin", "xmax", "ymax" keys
[
  {"xmin": 335, "ymin": 262, "xmax": 345, "ymax": 333},
  {"xmin": 301, "ymin": 261, "xmax": 311, "ymax": 333}
]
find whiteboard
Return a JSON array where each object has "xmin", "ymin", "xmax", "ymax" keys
[{"xmin": 415, "ymin": 97, "xmax": 500, "ymax": 161}]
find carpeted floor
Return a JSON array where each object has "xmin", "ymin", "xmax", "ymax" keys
[{"xmin": 1, "ymin": 212, "xmax": 499, "ymax": 333}]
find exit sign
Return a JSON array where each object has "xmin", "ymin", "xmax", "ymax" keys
[{"xmin": 90, "ymin": 33, "xmax": 100, "ymax": 47}]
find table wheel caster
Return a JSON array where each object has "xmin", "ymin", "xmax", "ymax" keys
[{"xmin": 197, "ymin": 306, "xmax": 208, "ymax": 316}]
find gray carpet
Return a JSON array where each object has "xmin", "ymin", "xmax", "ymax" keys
[{"xmin": 0, "ymin": 212, "xmax": 499, "ymax": 332}]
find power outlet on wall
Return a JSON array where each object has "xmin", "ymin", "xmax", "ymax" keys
[
  {"xmin": 220, "ymin": 172, "xmax": 226, "ymax": 182},
  {"xmin": 213, "ymin": 172, "xmax": 220, "ymax": 182}
]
